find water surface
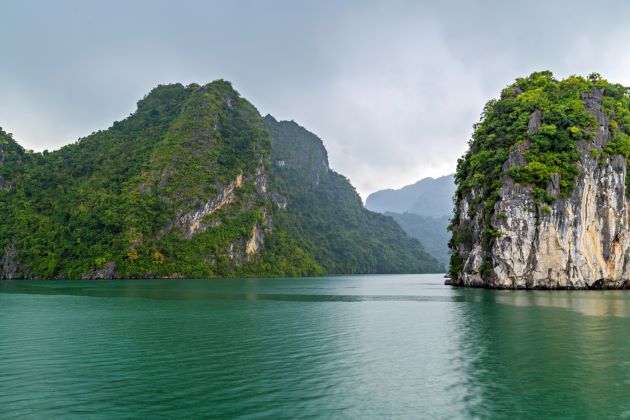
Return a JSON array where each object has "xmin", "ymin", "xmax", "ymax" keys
[{"xmin": 2, "ymin": 274, "xmax": 630, "ymax": 418}]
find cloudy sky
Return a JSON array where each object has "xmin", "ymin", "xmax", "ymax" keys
[{"xmin": 2, "ymin": 0, "xmax": 630, "ymax": 198}]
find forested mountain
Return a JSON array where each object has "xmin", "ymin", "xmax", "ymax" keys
[{"xmin": 0, "ymin": 81, "xmax": 442, "ymax": 279}]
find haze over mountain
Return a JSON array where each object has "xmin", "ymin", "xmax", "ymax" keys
[
  {"xmin": 0, "ymin": 81, "xmax": 442, "ymax": 279},
  {"xmin": 365, "ymin": 175, "xmax": 455, "ymax": 266},
  {"xmin": 365, "ymin": 174, "xmax": 455, "ymax": 216}
]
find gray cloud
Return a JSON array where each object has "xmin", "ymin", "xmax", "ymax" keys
[{"xmin": 2, "ymin": 0, "xmax": 630, "ymax": 198}]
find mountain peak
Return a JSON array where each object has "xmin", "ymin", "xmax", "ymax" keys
[
  {"xmin": 0, "ymin": 83, "xmax": 442, "ymax": 279},
  {"xmin": 265, "ymin": 115, "xmax": 330, "ymax": 176},
  {"xmin": 365, "ymin": 174, "xmax": 455, "ymax": 216}
]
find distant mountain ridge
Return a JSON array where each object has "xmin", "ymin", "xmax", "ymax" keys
[
  {"xmin": 365, "ymin": 175, "xmax": 455, "ymax": 266},
  {"xmin": 365, "ymin": 174, "xmax": 455, "ymax": 217}
]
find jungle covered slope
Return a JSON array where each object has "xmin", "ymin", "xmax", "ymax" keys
[
  {"xmin": 265, "ymin": 116, "xmax": 442, "ymax": 274},
  {"xmin": 0, "ymin": 81, "xmax": 441, "ymax": 279},
  {"xmin": 449, "ymin": 71, "xmax": 630, "ymax": 288}
]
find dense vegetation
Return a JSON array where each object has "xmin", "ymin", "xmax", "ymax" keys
[
  {"xmin": 265, "ymin": 116, "xmax": 443, "ymax": 274},
  {"xmin": 1, "ymin": 82, "xmax": 292, "ymax": 278},
  {"xmin": 0, "ymin": 82, "xmax": 439, "ymax": 279},
  {"xmin": 449, "ymin": 71, "xmax": 630, "ymax": 276}
]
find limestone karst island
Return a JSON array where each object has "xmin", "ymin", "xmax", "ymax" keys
[
  {"xmin": 448, "ymin": 71, "xmax": 630, "ymax": 289},
  {"xmin": 4, "ymin": 1, "xmax": 630, "ymax": 418}
]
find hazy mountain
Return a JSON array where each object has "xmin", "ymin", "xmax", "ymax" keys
[
  {"xmin": 365, "ymin": 175, "xmax": 455, "ymax": 266},
  {"xmin": 365, "ymin": 174, "xmax": 455, "ymax": 217},
  {"xmin": 385, "ymin": 212, "xmax": 451, "ymax": 266}
]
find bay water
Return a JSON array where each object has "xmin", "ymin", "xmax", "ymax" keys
[{"xmin": 2, "ymin": 274, "xmax": 630, "ymax": 418}]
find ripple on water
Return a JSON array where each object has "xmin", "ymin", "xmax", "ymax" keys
[{"xmin": 2, "ymin": 275, "xmax": 630, "ymax": 418}]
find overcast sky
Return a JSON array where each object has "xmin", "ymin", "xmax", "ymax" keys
[{"xmin": 2, "ymin": 0, "xmax": 630, "ymax": 198}]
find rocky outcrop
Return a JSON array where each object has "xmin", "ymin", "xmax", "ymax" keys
[
  {"xmin": 176, "ymin": 173, "xmax": 244, "ymax": 238},
  {"xmin": 255, "ymin": 157, "xmax": 269, "ymax": 195},
  {"xmin": 271, "ymin": 192, "xmax": 287, "ymax": 209},
  {"xmin": 81, "ymin": 261, "xmax": 117, "ymax": 280},
  {"xmin": 451, "ymin": 154, "xmax": 630, "ymax": 289},
  {"xmin": 161, "ymin": 155, "xmax": 273, "ymax": 269},
  {"xmin": 449, "ymin": 83, "xmax": 630, "ymax": 289},
  {"xmin": 1, "ymin": 240, "xmax": 22, "ymax": 279},
  {"xmin": 223, "ymin": 223, "xmax": 267, "ymax": 265},
  {"xmin": 246, "ymin": 224, "xmax": 264, "ymax": 256},
  {"xmin": 174, "ymin": 158, "xmax": 271, "ymax": 241}
]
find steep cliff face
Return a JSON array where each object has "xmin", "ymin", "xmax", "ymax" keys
[
  {"xmin": 449, "ymin": 72, "xmax": 630, "ymax": 288},
  {"xmin": 264, "ymin": 115, "xmax": 329, "ymax": 185}
]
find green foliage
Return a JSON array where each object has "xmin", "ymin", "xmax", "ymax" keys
[
  {"xmin": 0, "ymin": 82, "xmax": 293, "ymax": 278},
  {"xmin": 482, "ymin": 228, "xmax": 502, "ymax": 251},
  {"xmin": 603, "ymin": 132, "xmax": 630, "ymax": 191},
  {"xmin": 478, "ymin": 262, "xmax": 494, "ymax": 278},
  {"xmin": 243, "ymin": 230, "xmax": 324, "ymax": 277},
  {"xmin": 449, "ymin": 253, "xmax": 463, "ymax": 278},
  {"xmin": 1, "ymin": 82, "xmax": 439, "ymax": 279},
  {"xmin": 265, "ymin": 117, "xmax": 443, "ymax": 274},
  {"xmin": 604, "ymin": 132, "xmax": 630, "ymax": 159},
  {"xmin": 151, "ymin": 250, "xmax": 165, "ymax": 265},
  {"xmin": 450, "ymin": 71, "xmax": 630, "ymax": 277}
]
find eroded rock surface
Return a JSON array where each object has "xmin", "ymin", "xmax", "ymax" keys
[
  {"xmin": 81, "ymin": 261, "xmax": 117, "ymax": 280},
  {"xmin": 449, "ymin": 81, "xmax": 630, "ymax": 289}
]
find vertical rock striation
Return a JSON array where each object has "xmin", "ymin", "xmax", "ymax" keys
[{"xmin": 449, "ymin": 72, "xmax": 630, "ymax": 289}]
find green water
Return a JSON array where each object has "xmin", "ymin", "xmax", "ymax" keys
[{"xmin": 2, "ymin": 274, "xmax": 630, "ymax": 418}]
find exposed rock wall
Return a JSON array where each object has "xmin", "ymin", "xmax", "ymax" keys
[
  {"xmin": 450, "ymin": 88, "xmax": 630, "ymax": 289},
  {"xmin": 1, "ymin": 240, "xmax": 22, "ymax": 279},
  {"xmin": 177, "ymin": 173, "xmax": 244, "ymax": 238},
  {"xmin": 81, "ymin": 261, "xmax": 117, "ymax": 280},
  {"xmin": 168, "ymin": 156, "xmax": 272, "ymax": 268}
]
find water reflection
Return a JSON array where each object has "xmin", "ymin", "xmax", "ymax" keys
[
  {"xmin": 452, "ymin": 287, "xmax": 630, "ymax": 418},
  {"xmin": 0, "ymin": 275, "xmax": 466, "ymax": 418},
  {"xmin": 3, "ymin": 276, "xmax": 630, "ymax": 418},
  {"xmin": 493, "ymin": 290, "xmax": 630, "ymax": 318}
]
